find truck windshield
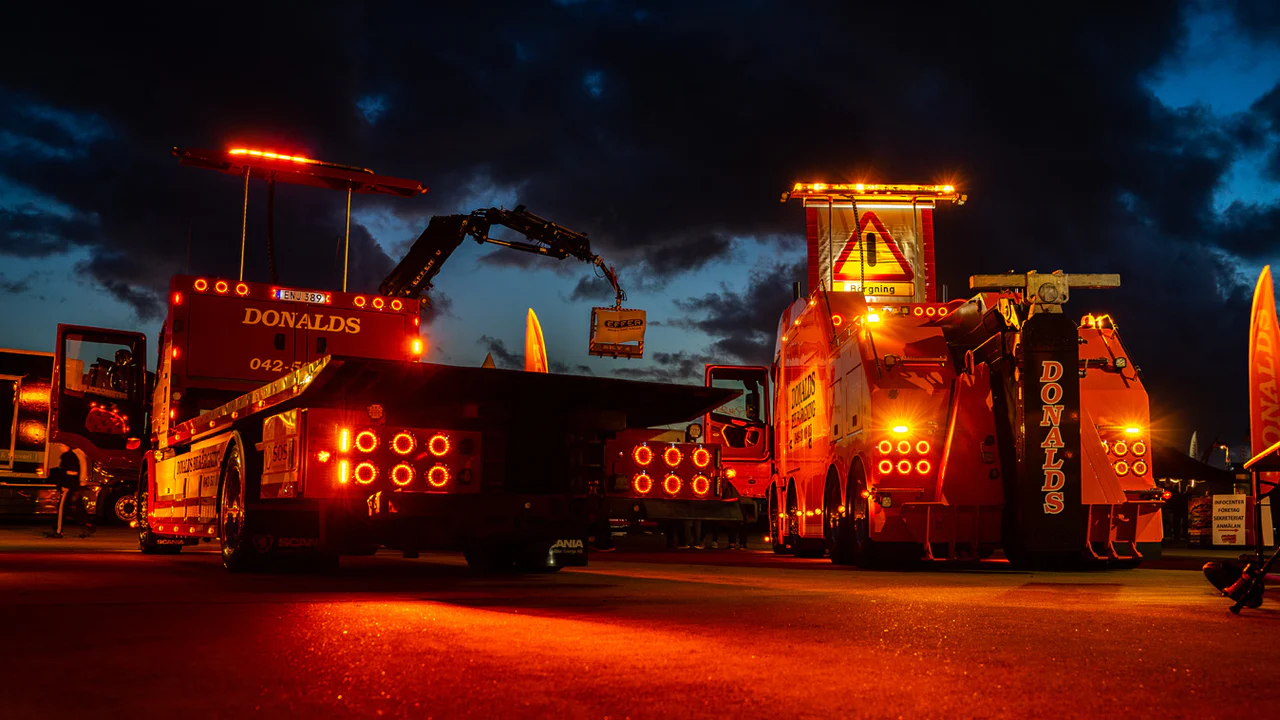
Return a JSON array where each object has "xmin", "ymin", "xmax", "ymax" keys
[{"xmin": 709, "ymin": 368, "xmax": 768, "ymax": 425}]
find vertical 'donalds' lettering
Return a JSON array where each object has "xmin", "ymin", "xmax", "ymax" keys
[{"xmin": 1039, "ymin": 360, "xmax": 1065, "ymax": 514}]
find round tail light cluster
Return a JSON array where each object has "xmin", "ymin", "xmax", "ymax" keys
[{"xmin": 340, "ymin": 428, "xmax": 463, "ymax": 490}]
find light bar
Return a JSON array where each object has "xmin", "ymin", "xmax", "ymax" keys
[
  {"xmin": 229, "ymin": 148, "xmax": 321, "ymax": 165},
  {"xmin": 785, "ymin": 182, "xmax": 962, "ymax": 203}
]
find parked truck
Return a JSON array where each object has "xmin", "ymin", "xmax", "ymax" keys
[
  {"xmin": 713, "ymin": 183, "xmax": 1162, "ymax": 567},
  {"xmin": 46, "ymin": 146, "xmax": 731, "ymax": 572}
]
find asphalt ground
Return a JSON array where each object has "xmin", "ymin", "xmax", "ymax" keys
[{"xmin": 1, "ymin": 523, "xmax": 1277, "ymax": 719}]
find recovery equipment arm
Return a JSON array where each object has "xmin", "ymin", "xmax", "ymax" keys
[{"xmin": 379, "ymin": 205, "xmax": 625, "ymax": 306}]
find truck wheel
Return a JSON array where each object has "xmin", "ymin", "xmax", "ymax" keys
[
  {"xmin": 767, "ymin": 483, "xmax": 788, "ymax": 554},
  {"xmin": 826, "ymin": 472, "xmax": 856, "ymax": 565},
  {"xmin": 218, "ymin": 439, "xmax": 255, "ymax": 572},
  {"xmin": 137, "ymin": 474, "xmax": 180, "ymax": 555},
  {"xmin": 112, "ymin": 492, "xmax": 137, "ymax": 525},
  {"xmin": 848, "ymin": 466, "xmax": 877, "ymax": 568}
]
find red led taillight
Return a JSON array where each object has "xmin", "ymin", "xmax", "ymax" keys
[
  {"xmin": 427, "ymin": 465, "xmax": 450, "ymax": 488},
  {"xmin": 411, "ymin": 338, "xmax": 424, "ymax": 355},
  {"xmin": 235, "ymin": 282, "xmax": 249, "ymax": 296},
  {"xmin": 172, "ymin": 291, "xmax": 183, "ymax": 305},
  {"xmin": 338, "ymin": 460, "xmax": 349, "ymax": 484},
  {"xmin": 1131, "ymin": 442, "xmax": 1147, "ymax": 457},
  {"xmin": 916, "ymin": 441, "xmax": 931, "ymax": 454},
  {"xmin": 354, "ymin": 296, "xmax": 367, "ymax": 308},
  {"xmin": 878, "ymin": 459, "xmax": 893, "ymax": 475},
  {"xmin": 691, "ymin": 475, "xmax": 710, "ymax": 496},
  {"xmin": 317, "ymin": 451, "xmax": 331, "ymax": 463},
  {"xmin": 1132, "ymin": 460, "xmax": 1148, "ymax": 476},
  {"xmin": 193, "ymin": 278, "xmax": 208, "ymax": 292},
  {"xmin": 354, "ymin": 462, "xmax": 377, "ymax": 484},
  {"xmin": 1114, "ymin": 460, "xmax": 1130, "ymax": 476},
  {"xmin": 355, "ymin": 430, "xmax": 378, "ymax": 453},
  {"xmin": 896, "ymin": 460, "xmax": 912, "ymax": 474},
  {"xmin": 916, "ymin": 460, "xmax": 931, "ymax": 475},
  {"xmin": 663, "ymin": 474, "xmax": 682, "ymax": 495},
  {"xmin": 390, "ymin": 464, "xmax": 413, "ymax": 486},
  {"xmin": 214, "ymin": 280, "xmax": 229, "ymax": 294},
  {"xmin": 633, "ymin": 445, "xmax": 653, "ymax": 466},
  {"xmin": 392, "ymin": 432, "xmax": 415, "ymax": 455},
  {"xmin": 633, "ymin": 473, "xmax": 653, "ymax": 494},
  {"xmin": 692, "ymin": 447, "xmax": 711, "ymax": 468},
  {"xmin": 1112, "ymin": 441, "xmax": 1128, "ymax": 456},
  {"xmin": 428, "ymin": 434, "xmax": 450, "ymax": 456},
  {"xmin": 373, "ymin": 297, "xmax": 385, "ymax": 310},
  {"xmin": 391, "ymin": 299, "xmax": 403, "ymax": 311},
  {"xmin": 897, "ymin": 440, "xmax": 911, "ymax": 454},
  {"xmin": 877, "ymin": 440, "xmax": 893, "ymax": 454},
  {"xmin": 663, "ymin": 446, "xmax": 683, "ymax": 467}
]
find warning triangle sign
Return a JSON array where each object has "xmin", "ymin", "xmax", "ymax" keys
[{"xmin": 832, "ymin": 211, "xmax": 914, "ymax": 283}]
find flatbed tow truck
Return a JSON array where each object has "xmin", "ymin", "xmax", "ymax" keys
[{"xmin": 47, "ymin": 146, "xmax": 732, "ymax": 571}]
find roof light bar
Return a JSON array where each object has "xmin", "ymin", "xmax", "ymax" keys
[
  {"xmin": 229, "ymin": 148, "xmax": 321, "ymax": 165},
  {"xmin": 785, "ymin": 182, "xmax": 962, "ymax": 203}
]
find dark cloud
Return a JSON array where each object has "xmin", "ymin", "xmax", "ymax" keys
[
  {"xmin": 672, "ymin": 260, "xmax": 806, "ymax": 365},
  {"xmin": 0, "ymin": 272, "xmax": 34, "ymax": 294},
  {"xmin": 0, "ymin": 1, "xmax": 1278, "ymax": 445},
  {"xmin": 612, "ymin": 351, "xmax": 715, "ymax": 384},
  {"xmin": 477, "ymin": 335, "xmax": 520, "ymax": 369},
  {"xmin": 0, "ymin": 204, "xmax": 100, "ymax": 257}
]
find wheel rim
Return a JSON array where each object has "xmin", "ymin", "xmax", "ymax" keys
[
  {"xmin": 220, "ymin": 451, "xmax": 244, "ymax": 557},
  {"xmin": 114, "ymin": 494, "xmax": 137, "ymax": 523}
]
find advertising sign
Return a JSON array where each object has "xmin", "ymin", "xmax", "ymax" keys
[
  {"xmin": 589, "ymin": 307, "xmax": 646, "ymax": 359},
  {"xmin": 1211, "ymin": 494, "xmax": 1248, "ymax": 546},
  {"xmin": 1187, "ymin": 496, "xmax": 1213, "ymax": 542}
]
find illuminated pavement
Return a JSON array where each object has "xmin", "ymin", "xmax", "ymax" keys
[{"xmin": 1, "ymin": 525, "xmax": 1276, "ymax": 719}]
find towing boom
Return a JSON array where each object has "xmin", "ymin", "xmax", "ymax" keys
[{"xmin": 379, "ymin": 205, "xmax": 625, "ymax": 306}]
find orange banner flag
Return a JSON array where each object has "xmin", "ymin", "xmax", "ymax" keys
[
  {"xmin": 525, "ymin": 308, "xmax": 548, "ymax": 374},
  {"xmin": 1248, "ymin": 265, "xmax": 1280, "ymax": 490}
]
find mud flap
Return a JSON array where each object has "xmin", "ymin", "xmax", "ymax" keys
[
  {"xmin": 1016, "ymin": 313, "xmax": 1085, "ymax": 556},
  {"xmin": 526, "ymin": 536, "xmax": 590, "ymax": 568}
]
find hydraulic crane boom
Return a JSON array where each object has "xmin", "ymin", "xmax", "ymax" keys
[{"xmin": 379, "ymin": 205, "xmax": 625, "ymax": 306}]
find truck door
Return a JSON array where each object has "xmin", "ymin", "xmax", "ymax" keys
[
  {"xmin": 51, "ymin": 325, "xmax": 148, "ymax": 456},
  {"xmin": 704, "ymin": 365, "xmax": 771, "ymax": 463}
]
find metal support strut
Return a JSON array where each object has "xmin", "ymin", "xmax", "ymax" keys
[
  {"xmin": 238, "ymin": 167, "xmax": 249, "ymax": 282},
  {"xmin": 343, "ymin": 186, "xmax": 352, "ymax": 292}
]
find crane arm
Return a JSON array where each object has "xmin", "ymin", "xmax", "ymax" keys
[{"xmin": 379, "ymin": 205, "xmax": 625, "ymax": 306}]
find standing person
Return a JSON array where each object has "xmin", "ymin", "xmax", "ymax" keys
[{"xmin": 45, "ymin": 453, "xmax": 81, "ymax": 539}]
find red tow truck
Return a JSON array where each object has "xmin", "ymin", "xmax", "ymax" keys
[
  {"xmin": 711, "ymin": 182, "xmax": 1163, "ymax": 566},
  {"xmin": 45, "ymin": 146, "xmax": 732, "ymax": 571}
]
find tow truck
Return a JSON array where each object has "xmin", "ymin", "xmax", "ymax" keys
[
  {"xmin": 711, "ymin": 182, "xmax": 1162, "ymax": 567},
  {"xmin": 46, "ymin": 146, "xmax": 731, "ymax": 571}
]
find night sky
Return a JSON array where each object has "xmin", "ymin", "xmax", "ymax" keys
[{"xmin": 2, "ymin": 1, "xmax": 1279, "ymax": 457}]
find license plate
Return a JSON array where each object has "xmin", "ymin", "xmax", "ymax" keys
[
  {"xmin": 264, "ymin": 438, "xmax": 296, "ymax": 474},
  {"xmin": 274, "ymin": 288, "xmax": 331, "ymax": 305}
]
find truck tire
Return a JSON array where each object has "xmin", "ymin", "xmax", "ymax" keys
[
  {"xmin": 826, "ymin": 471, "xmax": 856, "ymax": 566},
  {"xmin": 767, "ymin": 483, "xmax": 788, "ymax": 554},
  {"xmin": 218, "ymin": 437, "xmax": 255, "ymax": 572},
  {"xmin": 137, "ymin": 472, "xmax": 180, "ymax": 555}
]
